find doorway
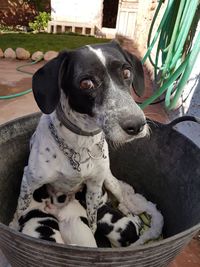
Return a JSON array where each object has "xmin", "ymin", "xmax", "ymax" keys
[{"xmin": 102, "ymin": 0, "xmax": 119, "ymax": 28}]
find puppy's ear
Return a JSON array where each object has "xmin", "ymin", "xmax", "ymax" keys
[
  {"xmin": 110, "ymin": 40, "xmax": 145, "ymax": 96},
  {"xmin": 32, "ymin": 52, "xmax": 68, "ymax": 114},
  {"xmin": 123, "ymin": 50, "xmax": 145, "ymax": 97}
]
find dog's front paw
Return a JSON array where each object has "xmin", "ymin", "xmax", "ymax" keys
[
  {"xmin": 87, "ymin": 212, "xmax": 97, "ymax": 233},
  {"xmin": 90, "ymin": 222, "xmax": 97, "ymax": 234}
]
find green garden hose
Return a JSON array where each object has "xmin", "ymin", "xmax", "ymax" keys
[
  {"xmin": 0, "ymin": 57, "xmax": 43, "ymax": 100},
  {"xmin": 0, "ymin": 88, "xmax": 32, "ymax": 100},
  {"xmin": 141, "ymin": 0, "xmax": 200, "ymax": 110}
]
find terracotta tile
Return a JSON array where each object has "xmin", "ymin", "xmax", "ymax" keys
[
  {"xmin": 0, "ymin": 59, "xmax": 41, "ymax": 124},
  {"xmin": 168, "ymin": 239, "xmax": 200, "ymax": 267}
]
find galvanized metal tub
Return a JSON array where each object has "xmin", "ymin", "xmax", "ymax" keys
[{"xmin": 0, "ymin": 113, "xmax": 199, "ymax": 267}]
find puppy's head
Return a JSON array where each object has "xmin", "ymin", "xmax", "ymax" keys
[
  {"xmin": 33, "ymin": 185, "xmax": 50, "ymax": 203},
  {"xmin": 33, "ymin": 41, "xmax": 148, "ymax": 143},
  {"xmin": 47, "ymin": 185, "xmax": 71, "ymax": 208}
]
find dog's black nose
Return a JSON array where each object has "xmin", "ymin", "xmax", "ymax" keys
[{"xmin": 121, "ymin": 119, "xmax": 146, "ymax": 135}]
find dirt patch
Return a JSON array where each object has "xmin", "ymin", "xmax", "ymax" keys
[{"xmin": 0, "ymin": 78, "xmax": 32, "ymax": 96}]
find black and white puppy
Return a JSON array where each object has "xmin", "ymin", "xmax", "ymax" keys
[
  {"xmin": 18, "ymin": 185, "xmax": 65, "ymax": 243},
  {"xmin": 45, "ymin": 197, "xmax": 97, "ymax": 247},
  {"xmin": 76, "ymin": 186, "xmax": 142, "ymax": 248},
  {"xmin": 14, "ymin": 41, "xmax": 148, "ymax": 233},
  {"xmin": 96, "ymin": 197, "xmax": 142, "ymax": 247}
]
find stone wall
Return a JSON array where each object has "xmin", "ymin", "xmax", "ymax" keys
[
  {"xmin": 133, "ymin": 0, "xmax": 167, "ymax": 53},
  {"xmin": 133, "ymin": 0, "xmax": 167, "ymax": 71},
  {"xmin": 134, "ymin": 0, "xmax": 158, "ymax": 50}
]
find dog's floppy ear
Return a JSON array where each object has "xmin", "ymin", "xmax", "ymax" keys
[
  {"xmin": 32, "ymin": 51, "xmax": 68, "ymax": 114},
  {"xmin": 110, "ymin": 40, "xmax": 145, "ymax": 97},
  {"xmin": 124, "ymin": 51, "xmax": 145, "ymax": 97}
]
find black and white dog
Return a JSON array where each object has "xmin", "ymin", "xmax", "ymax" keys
[
  {"xmin": 96, "ymin": 195, "xmax": 142, "ymax": 248},
  {"xmin": 45, "ymin": 196, "xmax": 97, "ymax": 247},
  {"xmin": 13, "ymin": 41, "xmax": 148, "ymax": 233},
  {"xmin": 18, "ymin": 185, "xmax": 65, "ymax": 243},
  {"xmin": 76, "ymin": 186, "xmax": 142, "ymax": 248}
]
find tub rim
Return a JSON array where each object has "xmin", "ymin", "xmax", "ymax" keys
[{"xmin": 0, "ymin": 221, "xmax": 199, "ymax": 252}]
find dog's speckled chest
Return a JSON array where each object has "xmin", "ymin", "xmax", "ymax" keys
[{"xmin": 28, "ymin": 114, "xmax": 109, "ymax": 194}]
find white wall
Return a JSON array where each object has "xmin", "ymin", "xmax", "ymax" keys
[{"xmin": 51, "ymin": 0, "xmax": 103, "ymax": 26}]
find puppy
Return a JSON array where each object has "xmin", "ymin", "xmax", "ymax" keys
[
  {"xmin": 18, "ymin": 185, "xmax": 64, "ymax": 244},
  {"xmin": 96, "ymin": 199, "xmax": 142, "ymax": 247},
  {"xmin": 13, "ymin": 40, "xmax": 148, "ymax": 233},
  {"xmin": 45, "ymin": 197, "xmax": 97, "ymax": 248},
  {"xmin": 76, "ymin": 186, "xmax": 142, "ymax": 248}
]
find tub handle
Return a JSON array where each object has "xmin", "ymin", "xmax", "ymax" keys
[{"xmin": 168, "ymin": 116, "xmax": 200, "ymax": 128}]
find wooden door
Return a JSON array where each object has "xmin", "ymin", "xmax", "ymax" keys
[{"xmin": 116, "ymin": 0, "xmax": 138, "ymax": 38}]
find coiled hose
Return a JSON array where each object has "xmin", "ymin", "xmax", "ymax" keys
[{"xmin": 141, "ymin": 0, "xmax": 200, "ymax": 110}]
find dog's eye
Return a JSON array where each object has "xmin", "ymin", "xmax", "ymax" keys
[
  {"xmin": 123, "ymin": 69, "xmax": 131, "ymax": 79},
  {"xmin": 80, "ymin": 79, "xmax": 94, "ymax": 90}
]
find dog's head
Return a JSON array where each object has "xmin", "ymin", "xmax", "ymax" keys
[{"xmin": 33, "ymin": 41, "xmax": 148, "ymax": 143}]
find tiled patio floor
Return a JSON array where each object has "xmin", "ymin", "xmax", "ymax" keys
[{"xmin": 0, "ymin": 58, "xmax": 199, "ymax": 266}]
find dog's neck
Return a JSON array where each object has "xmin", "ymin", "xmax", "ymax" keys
[{"xmin": 48, "ymin": 92, "xmax": 103, "ymax": 149}]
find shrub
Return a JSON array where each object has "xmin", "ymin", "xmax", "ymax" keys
[{"xmin": 29, "ymin": 12, "xmax": 51, "ymax": 32}]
